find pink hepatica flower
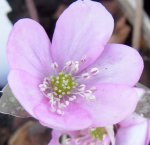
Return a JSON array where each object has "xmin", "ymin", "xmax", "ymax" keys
[
  {"xmin": 49, "ymin": 127, "xmax": 114, "ymax": 145},
  {"xmin": 7, "ymin": 0, "xmax": 143, "ymax": 130}
]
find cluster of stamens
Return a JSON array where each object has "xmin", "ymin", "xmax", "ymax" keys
[
  {"xmin": 51, "ymin": 72, "xmax": 77, "ymax": 98},
  {"xmin": 90, "ymin": 128, "xmax": 107, "ymax": 141},
  {"xmin": 39, "ymin": 57, "xmax": 99, "ymax": 115},
  {"xmin": 61, "ymin": 127, "xmax": 108, "ymax": 145}
]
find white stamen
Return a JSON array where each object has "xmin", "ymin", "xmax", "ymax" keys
[
  {"xmin": 72, "ymin": 61, "xmax": 79, "ymax": 73},
  {"xmin": 78, "ymin": 84, "xmax": 86, "ymax": 91},
  {"xmin": 47, "ymin": 93, "xmax": 53, "ymax": 97},
  {"xmin": 85, "ymin": 90, "xmax": 92, "ymax": 94},
  {"xmin": 69, "ymin": 95, "xmax": 77, "ymax": 101},
  {"xmin": 53, "ymin": 92, "xmax": 58, "ymax": 96},
  {"xmin": 39, "ymin": 84, "xmax": 47, "ymax": 88},
  {"xmin": 57, "ymin": 109, "xmax": 64, "ymax": 115},
  {"xmin": 80, "ymin": 55, "xmax": 87, "ymax": 63},
  {"xmin": 90, "ymin": 68, "xmax": 99, "ymax": 75},
  {"xmin": 82, "ymin": 73, "xmax": 90, "ymax": 79},
  {"xmin": 51, "ymin": 62, "xmax": 58, "ymax": 70},
  {"xmin": 66, "ymin": 61, "xmax": 73, "ymax": 67},
  {"xmin": 40, "ymin": 87, "xmax": 46, "ymax": 91},
  {"xmin": 90, "ymin": 87, "xmax": 97, "ymax": 92},
  {"xmin": 87, "ymin": 95, "xmax": 96, "ymax": 100},
  {"xmin": 59, "ymin": 103, "xmax": 66, "ymax": 108},
  {"xmin": 44, "ymin": 77, "xmax": 48, "ymax": 81},
  {"xmin": 84, "ymin": 90, "xmax": 96, "ymax": 100},
  {"xmin": 65, "ymin": 101, "xmax": 70, "ymax": 106},
  {"xmin": 43, "ymin": 79, "xmax": 48, "ymax": 83},
  {"xmin": 59, "ymin": 95, "xmax": 62, "ymax": 98},
  {"xmin": 64, "ymin": 138, "xmax": 71, "ymax": 144},
  {"xmin": 103, "ymin": 134, "xmax": 106, "ymax": 140}
]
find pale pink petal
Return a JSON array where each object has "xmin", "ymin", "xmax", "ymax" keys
[
  {"xmin": 103, "ymin": 136, "xmax": 111, "ymax": 145},
  {"xmin": 34, "ymin": 99, "xmax": 92, "ymax": 130},
  {"xmin": 80, "ymin": 84, "xmax": 140, "ymax": 126},
  {"xmin": 8, "ymin": 70, "xmax": 43, "ymax": 118},
  {"xmin": 48, "ymin": 130, "xmax": 62, "ymax": 145},
  {"xmin": 7, "ymin": 18, "xmax": 52, "ymax": 79},
  {"xmin": 116, "ymin": 114, "xmax": 150, "ymax": 145},
  {"xmin": 118, "ymin": 113, "xmax": 146, "ymax": 127},
  {"xmin": 86, "ymin": 44, "xmax": 143, "ymax": 86},
  {"xmin": 147, "ymin": 120, "xmax": 150, "ymax": 145},
  {"xmin": 51, "ymin": 0, "xmax": 114, "ymax": 70},
  {"xmin": 48, "ymin": 138, "xmax": 60, "ymax": 145}
]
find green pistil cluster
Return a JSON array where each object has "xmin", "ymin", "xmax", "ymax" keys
[
  {"xmin": 90, "ymin": 128, "xmax": 107, "ymax": 141},
  {"xmin": 51, "ymin": 72, "xmax": 77, "ymax": 98}
]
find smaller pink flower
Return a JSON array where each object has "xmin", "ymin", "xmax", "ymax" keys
[
  {"xmin": 49, "ymin": 127, "xmax": 114, "ymax": 145},
  {"xmin": 49, "ymin": 114, "xmax": 150, "ymax": 145},
  {"xmin": 116, "ymin": 113, "xmax": 150, "ymax": 145},
  {"xmin": 7, "ymin": 0, "xmax": 143, "ymax": 130}
]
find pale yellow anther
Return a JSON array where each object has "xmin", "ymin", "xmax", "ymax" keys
[{"xmin": 67, "ymin": 92, "xmax": 70, "ymax": 95}]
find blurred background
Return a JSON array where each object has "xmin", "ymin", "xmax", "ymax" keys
[{"xmin": 0, "ymin": 0, "xmax": 150, "ymax": 145}]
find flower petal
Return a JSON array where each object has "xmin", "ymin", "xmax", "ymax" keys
[
  {"xmin": 34, "ymin": 99, "xmax": 92, "ymax": 130},
  {"xmin": 48, "ymin": 130, "xmax": 62, "ymax": 145},
  {"xmin": 7, "ymin": 18, "xmax": 52, "ymax": 79},
  {"xmin": 116, "ymin": 114, "xmax": 150, "ymax": 145},
  {"xmin": 8, "ymin": 70, "xmax": 43, "ymax": 118},
  {"xmin": 51, "ymin": 0, "xmax": 114, "ymax": 70},
  {"xmin": 86, "ymin": 44, "xmax": 143, "ymax": 86},
  {"xmin": 80, "ymin": 84, "xmax": 140, "ymax": 126}
]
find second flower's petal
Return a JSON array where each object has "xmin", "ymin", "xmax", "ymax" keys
[
  {"xmin": 80, "ymin": 84, "xmax": 140, "ymax": 126},
  {"xmin": 51, "ymin": 0, "xmax": 114, "ymax": 70},
  {"xmin": 115, "ymin": 114, "xmax": 150, "ymax": 145},
  {"xmin": 34, "ymin": 100, "xmax": 92, "ymax": 130},
  {"xmin": 8, "ymin": 70, "xmax": 44, "ymax": 118},
  {"xmin": 7, "ymin": 18, "xmax": 52, "ymax": 79},
  {"xmin": 48, "ymin": 130, "xmax": 62, "ymax": 145},
  {"xmin": 87, "ymin": 44, "xmax": 143, "ymax": 86}
]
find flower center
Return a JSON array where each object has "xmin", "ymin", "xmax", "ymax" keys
[
  {"xmin": 50, "ymin": 72, "xmax": 77, "ymax": 98},
  {"xmin": 90, "ymin": 128, "xmax": 107, "ymax": 141},
  {"xmin": 39, "ymin": 59, "xmax": 99, "ymax": 115},
  {"xmin": 61, "ymin": 128, "xmax": 108, "ymax": 145}
]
